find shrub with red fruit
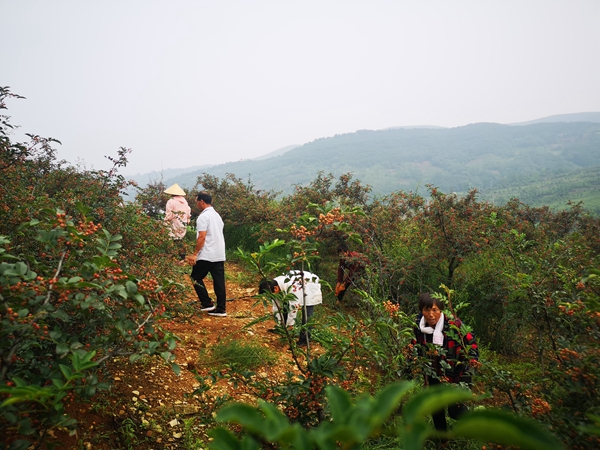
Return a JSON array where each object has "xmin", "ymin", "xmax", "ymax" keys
[{"xmin": 0, "ymin": 86, "xmax": 180, "ymax": 448}]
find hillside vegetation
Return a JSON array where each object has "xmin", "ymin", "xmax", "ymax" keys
[
  {"xmin": 164, "ymin": 120, "xmax": 600, "ymax": 213},
  {"xmin": 484, "ymin": 166, "xmax": 600, "ymax": 213},
  {"xmin": 2, "ymin": 86, "xmax": 600, "ymax": 449}
]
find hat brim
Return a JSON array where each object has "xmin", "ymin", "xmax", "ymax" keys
[{"xmin": 164, "ymin": 184, "xmax": 186, "ymax": 196}]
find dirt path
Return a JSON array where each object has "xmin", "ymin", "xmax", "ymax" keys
[{"xmin": 58, "ymin": 261, "xmax": 307, "ymax": 449}]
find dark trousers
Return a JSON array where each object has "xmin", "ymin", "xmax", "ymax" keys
[
  {"xmin": 190, "ymin": 260, "xmax": 226, "ymax": 312},
  {"xmin": 428, "ymin": 377, "xmax": 467, "ymax": 431},
  {"xmin": 297, "ymin": 305, "xmax": 315, "ymax": 343}
]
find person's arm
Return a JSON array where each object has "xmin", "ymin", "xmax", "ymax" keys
[
  {"xmin": 164, "ymin": 199, "xmax": 174, "ymax": 221},
  {"xmin": 187, "ymin": 230, "xmax": 206, "ymax": 265},
  {"xmin": 336, "ymin": 259, "xmax": 346, "ymax": 295}
]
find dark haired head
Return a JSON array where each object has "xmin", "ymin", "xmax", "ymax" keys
[
  {"xmin": 196, "ymin": 191, "xmax": 212, "ymax": 204},
  {"xmin": 258, "ymin": 279, "xmax": 278, "ymax": 294},
  {"xmin": 418, "ymin": 293, "xmax": 443, "ymax": 311}
]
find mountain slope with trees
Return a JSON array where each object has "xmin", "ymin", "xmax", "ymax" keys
[{"xmin": 165, "ymin": 120, "xmax": 600, "ymax": 211}]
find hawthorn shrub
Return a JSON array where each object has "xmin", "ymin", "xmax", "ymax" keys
[
  {"xmin": 222, "ymin": 204, "xmax": 374, "ymax": 427},
  {"xmin": 338, "ymin": 185, "xmax": 600, "ymax": 448},
  {"xmin": 135, "ymin": 179, "xmax": 170, "ymax": 220},
  {"xmin": 0, "ymin": 87, "xmax": 182, "ymax": 448},
  {"xmin": 0, "ymin": 212, "xmax": 179, "ymax": 448}
]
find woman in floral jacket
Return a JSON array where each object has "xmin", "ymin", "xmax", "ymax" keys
[{"xmin": 413, "ymin": 292, "xmax": 479, "ymax": 432}]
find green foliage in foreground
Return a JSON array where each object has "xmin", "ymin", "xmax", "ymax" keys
[{"xmin": 209, "ymin": 382, "xmax": 563, "ymax": 450}]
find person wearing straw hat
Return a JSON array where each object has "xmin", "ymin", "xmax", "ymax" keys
[{"xmin": 164, "ymin": 183, "xmax": 191, "ymax": 260}]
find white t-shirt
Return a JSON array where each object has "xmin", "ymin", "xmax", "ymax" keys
[
  {"xmin": 274, "ymin": 271, "xmax": 323, "ymax": 306},
  {"xmin": 196, "ymin": 206, "xmax": 226, "ymax": 262}
]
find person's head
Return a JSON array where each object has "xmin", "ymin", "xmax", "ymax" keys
[
  {"xmin": 418, "ymin": 293, "xmax": 443, "ymax": 327},
  {"xmin": 258, "ymin": 279, "xmax": 280, "ymax": 294},
  {"xmin": 196, "ymin": 191, "xmax": 212, "ymax": 211}
]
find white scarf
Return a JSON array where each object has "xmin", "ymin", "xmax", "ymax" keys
[{"xmin": 419, "ymin": 313, "xmax": 445, "ymax": 346}]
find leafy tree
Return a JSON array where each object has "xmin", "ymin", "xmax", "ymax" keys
[{"xmin": 0, "ymin": 87, "xmax": 182, "ymax": 448}]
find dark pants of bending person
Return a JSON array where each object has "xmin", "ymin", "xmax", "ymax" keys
[
  {"xmin": 427, "ymin": 377, "xmax": 467, "ymax": 432},
  {"xmin": 191, "ymin": 260, "xmax": 226, "ymax": 312}
]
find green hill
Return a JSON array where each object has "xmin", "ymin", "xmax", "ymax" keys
[
  {"xmin": 477, "ymin": 166, "xmax": 600, "ymax": 214},
  {"xmin": 164, "ymin": 121, "xmax": 600, "ymax": 212}
]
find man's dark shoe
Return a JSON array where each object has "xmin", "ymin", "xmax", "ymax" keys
[
  {"xmin": 200, "ymin": 305, "xmax": 216, "ymax": 312},
  {"xmin": 208, "ymin": 310, "xmax": 227, "ymax": 317}
]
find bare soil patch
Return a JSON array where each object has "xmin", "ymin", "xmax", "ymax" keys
[{"xmin": 54, "ymin": 261, "xmax": 308, "ymax": 449}]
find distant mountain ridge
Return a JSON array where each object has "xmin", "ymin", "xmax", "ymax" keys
[
  {"xmin": 252, "ymin": 144, "xmax": 299, "ymax": 161},
  {"xmin": 123, "ymin": 147, "xmax": 298, "ymax": 191},
  {"xmin": 124, "ymin": 165, "xmax": 211, "ymax": 185},
  {"xmin": 130, "ymin": 112, "xmax": 600, "ymax": 184},
  {"xmin": 509, "ymin": 112, "xmax": 600, "ymax": 126},
  {"xmin": 127, "ymin": 112, "xmax": 600, "ymax": 211}
]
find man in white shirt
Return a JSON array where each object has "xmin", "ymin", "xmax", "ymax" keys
[{"xmin": 186, "ymin": 191, "xmax": 227, "ymax": 317}]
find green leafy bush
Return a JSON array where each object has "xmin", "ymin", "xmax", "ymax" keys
[
  {"xmin": 0, "ymin": 86, "xmax": 182, "ymax": 448},
  {"xmin": 209, "ymin": 382, "xmax": 564, "ymax": 450}
]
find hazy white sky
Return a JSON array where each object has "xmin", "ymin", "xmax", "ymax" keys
[{"xmin": 2, "ymin": 0, "xmax": 599, "ymax": 175}]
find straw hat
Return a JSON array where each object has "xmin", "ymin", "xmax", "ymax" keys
[{"xmin": 164, "ymin": 183, "xmax": 186, "ymax": 196}]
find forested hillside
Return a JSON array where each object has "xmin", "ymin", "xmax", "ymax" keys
[
  {"xmin": 485, "ymin": 166, "xmax": 600, "ymax": 213},
  {"xmin": 165, "ymin": 121, "xmax": 600, "ymax": 211},
  {"xmin": 3, "ymin": 86, "xmax": 600, "ymax": 449}
]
